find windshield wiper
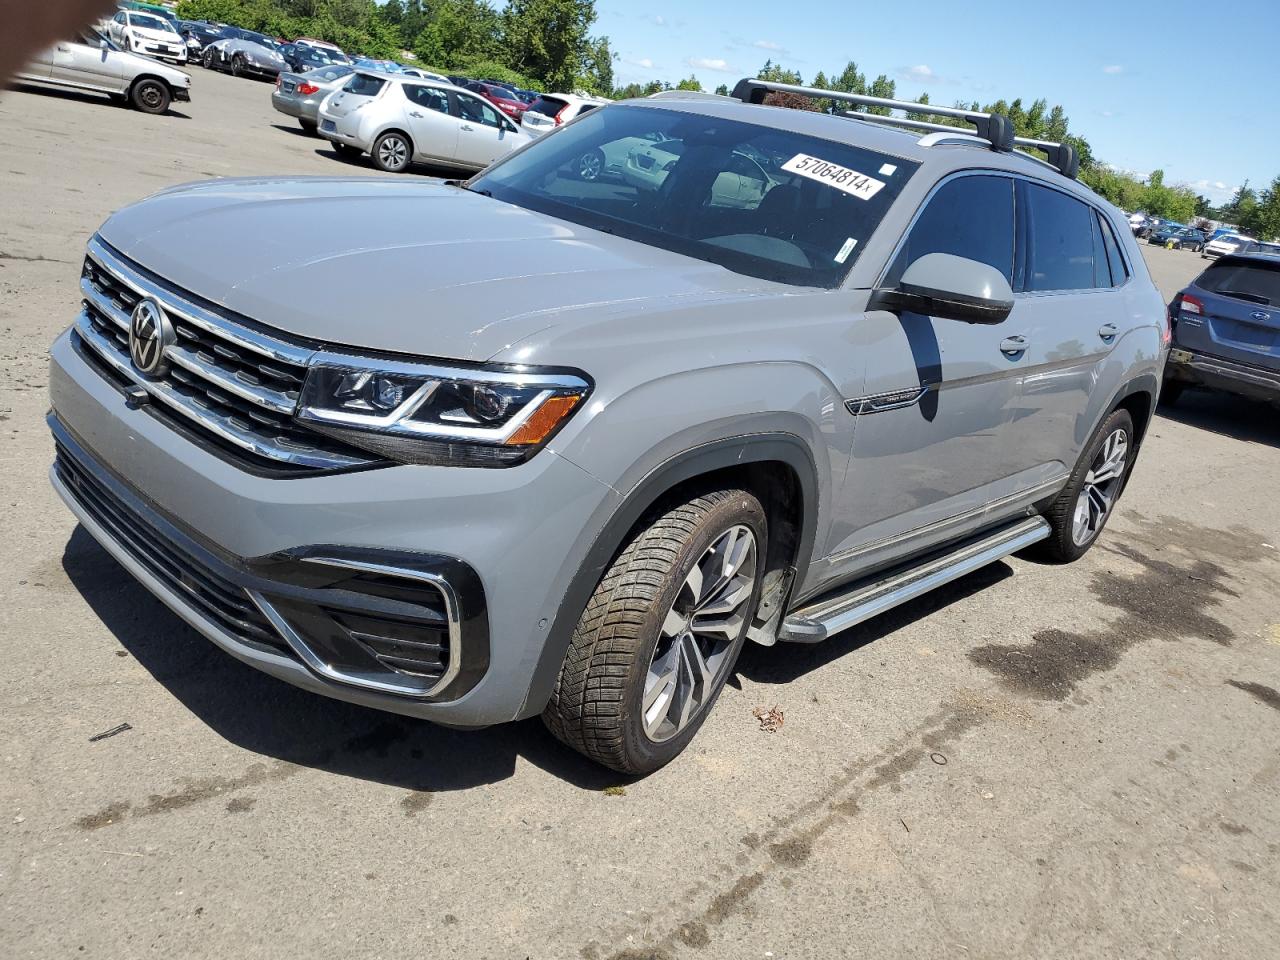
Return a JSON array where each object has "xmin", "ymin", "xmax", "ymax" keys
[{"xmin": 444, "ymin": 180, "xmax": 491, "ymax": 197}]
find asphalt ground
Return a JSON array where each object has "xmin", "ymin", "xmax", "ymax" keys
[{"xmin": 2, "ymin": 66, "xmax": 1278, "ymax": 960}]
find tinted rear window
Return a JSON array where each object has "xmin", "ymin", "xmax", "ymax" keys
[
  {"xmin": 305, "ymin": 64, "xmax": 353, "ymax": 82},
  {"xmin": 1196, "ymin": 260, "xmax": 1280, "ymax": 305},
  {"xmin": 473, "ymin": 104, "xmax": 919, "ymax": 287},
  {"xmin": 343, "ymin": 74, "xmax": 386, "ymax": 96},
  {"xmin": 528, "ymin": 96, "xmax": 568, "ymax": 118}
]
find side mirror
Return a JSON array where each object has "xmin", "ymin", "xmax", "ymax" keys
[
  {"xmin": 100, "ymin": 39, "xmax": 109, "ymax": 51},
  {"xmin": 868, "ymin": 252, "xmax": 1014, "ymax": 325}
]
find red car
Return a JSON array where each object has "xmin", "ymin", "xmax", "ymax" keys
[{"xmin": 465, "ymin": 81, "xmax": 526, "ymax": 122}]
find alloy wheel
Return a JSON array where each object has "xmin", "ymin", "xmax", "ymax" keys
[
  {"xmin": 1071, "ymin": 428, "xmax": 1128, "ymax": 546},
  {"xmin": 378, "ymin": 136, "xmax": 409, "ymax": 170},
  {"xmin": 642, "ymin": 525, "xmax": 757, "ymax": 742}
]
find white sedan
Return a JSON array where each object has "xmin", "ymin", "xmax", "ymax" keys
[{"xmin": 106, "ymin": 10, "xmax": 187, "ymax": 64}]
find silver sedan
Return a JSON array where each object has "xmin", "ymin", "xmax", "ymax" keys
[{"xmin": 271, "ymin": 64, "xmax": 354, "ymax": 132}]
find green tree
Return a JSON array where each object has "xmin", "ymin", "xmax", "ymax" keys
[
  {"xmin": 756, "ymin": 59, "xmax": 802, "ymax": 84},
  {"xmin": 865, "ymin": 74, "xmax": 895, "ymax": 115},
  {"xmin": 714, "ymin": 83, "xmax": 729, "ymax": 96},
  {"xmin": 676, "ymin": 74, "xmax": 702, "ymax": 92},
  {"xmin": 1220, "ymin": 182, "xmax": 1257, "ymax": 227},
  {"xmin": 502, "ymin": 0, "xmax": 596, "ymax": 91},
  {"xmin": 579, "ymin": 34, "xmax": 614, "ymax": 94}
]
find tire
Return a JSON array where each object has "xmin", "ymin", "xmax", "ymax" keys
[
  {"xmin": 1037, "ymin": 408, "xmax": 1135, "ymax": 563},
  {"xmin": 371, "ymin": 131, "xmax": 412, "ymax": 173},
  {"xmin": 543, "ymin": 488, "xmax": 767, "ymax": 775},
  {"xmin": 130, "ymin": 79, "xmax": 170, "ymax": 115},
  {"xmin": 299, "ymin": 118, "xmax": 318, "ymax": 134},
  {"xmin": 576, "ymin": 148, "xmax": 606, "ymax": 181},
  {"xmin": 231, "ymin": 55, "xmax": 244, "ymax": 78},
  {"xmin": 1160, "ymin": 381, "xmax": 1184, "ymax": 406}
]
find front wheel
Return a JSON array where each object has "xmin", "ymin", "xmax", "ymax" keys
[
  {"xmin": 371, "ymin": 131, "xmax": 412, "ymax": 173},
  {"xmin": 576, "ymin": 148, "xmax": 605, "ymax": 181},
  {"xmin": 130, "ymin": 79, "xmax": 170, "ymax": 114},
  {"xmin": 1037, "ymin": 408, "xmax": 1135, "ymax": 562},
  {"xmin": 543, "ymin": 488, "xmax": 766, "ymax": 774},
  {"xmin": 230, "ymin": 55, "xmax": 244, "ymax": 77},
  {"xmin": 298, "ymin": 118, "xmax": 318, "ymax": 134}
]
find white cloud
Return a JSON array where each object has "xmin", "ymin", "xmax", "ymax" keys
[
  {"xmin": 753, "ymin": 40, "xmax": 787, "ymax": 53},
  {"xmin": 1214, "ymin": 181, "xmax": 1228, "ymax": 190},
  {"xmin": 1100, "ymin": 110, "xmax": 1115, "ymax": 118},
  {"xmin": 653, "ymin": 15, "xmax": 667, "ymax": 26},
  {"xmin": 1188, "ymin": 179, "xmax": 1237, "ymax": 201},
  {"xmin": 1102, "ymin": 64, "xmax": 1124, "ymax": 74},
  {"xmin": 626, "ymin": 57, "xmax": 655, "ymax": 69},
  {"xmin": 688, "ymin": 57, "xmax": 735, "ymax": 73},
  {"xmin": 897, "ymin": 64, "xmax": 939, "ymax": 83}
]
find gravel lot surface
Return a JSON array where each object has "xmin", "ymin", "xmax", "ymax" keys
[{"xmin": 2, "ymin": 69, "xmax": 1278, "ymax": 960}]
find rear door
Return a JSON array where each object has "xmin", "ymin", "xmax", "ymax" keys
[
  {"xmin": 1006, "ymin": 181, "xmax": 1124, "ymax": 491},
  {"xmin": 401, "ymin": 84, "xmax": 458, "ymax": 162},
  {"xmin": 1180, "ymin": 257, "xmax": 1280, "ymax": 372}
]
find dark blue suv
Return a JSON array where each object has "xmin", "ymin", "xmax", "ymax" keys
[{"xmin": 1165, "ymin": 252, "xmax": 1280, "ymax": 404}]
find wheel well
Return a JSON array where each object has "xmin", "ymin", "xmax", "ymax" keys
[
  {"xmin": 131, "ymin": 74, "xmax": 172, "ymax": 93},
  {"xmin": 1114, "ymin": 389, "xmax": 1154, "ymax": 447},
  {"xmin": 376, "ymin": 127, "xmax": 414, "ymax": 151},
  {"xmin": 636, "ymin": 460, "xmax": 805, "ymax": 624}
]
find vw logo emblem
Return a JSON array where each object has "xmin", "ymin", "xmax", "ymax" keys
[
  {"xmin": 1251, "ymin": 310, "xmax": 1272, "ymax": 323},
  {"xmin": 129, "ymin": 298, "xmax": 173, "ymax": 376}
]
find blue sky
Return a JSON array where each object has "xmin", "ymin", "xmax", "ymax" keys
[{"xmin": 597, "ymin": 0, "xmax": 1279, "ymax": 204}]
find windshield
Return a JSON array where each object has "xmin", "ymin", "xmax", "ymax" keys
[
  {"xmin": 1198, "ymin": 259, "xmax": 1280, "ymax": 305},
  {"xmin": 130, "ymin": 13, "xmax": 177, "ymax": 34},
  {"xmin": 472, "ymin": 105, "xmax": 918, "ymax": 287}
]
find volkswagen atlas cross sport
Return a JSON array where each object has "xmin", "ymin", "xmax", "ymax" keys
[{"xmin": 47, "ymin": 80, "xmax": 1167, "ymax": 774}]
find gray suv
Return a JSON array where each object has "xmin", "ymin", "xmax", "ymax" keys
[{"xmin": 46, "ymin": 81, "xmax": 1167, "ymax": 774}]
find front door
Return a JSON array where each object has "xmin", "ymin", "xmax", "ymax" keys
[
  {"xmin": 51, "ymin": 38, "xmax": 121, "ymax": 90},
  {"xmin": 824, "ymin": 173, "xmax": 1027, "ymax": 580},
  {"xmin": 451, "ymin": 91, "xmax": 513, "ymax": 168}
]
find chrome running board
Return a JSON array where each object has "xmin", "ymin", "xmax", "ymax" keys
[{"xmin": 780, "ymin": 516, "xmax": 1050, "ymax": 643}]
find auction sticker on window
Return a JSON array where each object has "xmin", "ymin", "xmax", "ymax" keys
[{"xmin": 781, "ymin": 154, "xmax": 886, "ymax": 200}]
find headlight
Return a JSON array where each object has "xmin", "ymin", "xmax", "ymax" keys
[{"xmin": 296, "ymin": 353, "xmax": 590, "ymax": 467}]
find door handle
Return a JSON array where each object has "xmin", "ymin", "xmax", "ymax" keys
[
  {"xmin": 1097, "ymin": 323, "xmax": 1118, "ymax": 342},
  {"xmin": 999, "ymin": 335, "xmax": 1029, "ymax": 355},
  {"xmin": 409, "ymin": 111, "xmax": 424, "ymax": 118},
  {"xmin": 460, "ymin": 123, "xmax": 475, "ymax": 131},
  {"xmin": 57, "ymin": 43, "xmax": 71, "ymax": 51}
]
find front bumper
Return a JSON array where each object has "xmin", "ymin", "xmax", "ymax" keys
[
  {"xmin": 1166, "ymin": 346, "xmax": 1280, "ymax": 402},
  {"xmin": 174, "ymin": 87, "xmax": 190, "ymax": 102},
  {"xmin": 48, "ymin": 327, "xmax": 617, "ymax": 724}
]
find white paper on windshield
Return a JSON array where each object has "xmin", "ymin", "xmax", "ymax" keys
[
  {"xmin": 834, "ymin": 238, "xmax": 858, "ymax": 263},
  {"xmin": 781, "ymin": 154, "xmax": 886, "ymax": 200}
]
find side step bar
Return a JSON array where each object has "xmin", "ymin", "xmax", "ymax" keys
[{"xmin": 780, "ymin": 516, "xmax": 1050, "ymax": 643}]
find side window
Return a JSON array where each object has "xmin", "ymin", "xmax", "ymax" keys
[
  {"xmin": 886, "ymin": 175, "xmax": 1014, "ymax": 286},
  {"xmin": 458, "ymin": 94, "xmax": 501, "ymax": 128},
  {"xmin": 1023, "ymin": 183, "xmax": 1095, "ymax": 292},
  {"xmin": 405, "ymin": 85, "xmax": 449, "ymax": 114},
  {"xmin": 1090, "ymin": 215, "xmax": 1112, "ymax": 288},
  {"xmin": 114, "ymin": 12, "xmax": 124, "ymax": 22},
  {"xmin": 1097, "ymin": 213, "xmax": 1128, "ymax": 285}
]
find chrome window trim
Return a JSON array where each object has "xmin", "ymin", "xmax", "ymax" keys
[
  {"xmin": 872, "ymin": 168, "xmax": 1134, "ymax": 295},
  {"xmin": 249, "ymin": 555, "xmax": 463, "ymax": 699}
]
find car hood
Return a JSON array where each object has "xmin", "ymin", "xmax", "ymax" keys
[
  {"xmin": 129, "ymin": 26, "xmax": 180, "ymax": 42},
  {"xmin": 96, "ymin": 176, "xmax": 785, "ymax": 362},
  {"xmin": 113, "ymin": 48, "xmax": 189, "ymax": 82}
]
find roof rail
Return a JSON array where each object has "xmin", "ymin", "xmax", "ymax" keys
[
  {"xmin": 732, "ymin": 77, "xmax": 1081, "ymax": 180},
  {"xmin": 732, "ymin": 78, "xmax": 1013, "ymax": 152}
]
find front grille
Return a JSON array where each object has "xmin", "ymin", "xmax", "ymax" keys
[
  {"xmin": 76, "ymin": 237, "xmax": 380, "ymax": 474},
  {"xmin": 54, "ymin": 438, "xmax": 291, "ymax": 655}
]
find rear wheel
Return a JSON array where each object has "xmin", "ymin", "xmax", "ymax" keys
[
  {"xmin": 1037, "ymin": 408, "xmax": 1134, "ymax": 562},
  {"xmin": 543, "ymin": 488, "xmax": 766, "ymax": 775},
  {"xmin": 230, "ymin": 54, "xmax": 245, "ymax": 78},
  {"xmin": 130, "ymin": 79, "xmax": 170, "ymax": 115},
  {"xmin": 371, "ymin": 131, "xmax": 412, "ymax": 173}
]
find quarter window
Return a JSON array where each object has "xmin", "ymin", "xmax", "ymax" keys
[
  {"xmin": 1022, "ymin": 183, "xmax": 1095, "ymax": 292},
  {"xmin": 1097, "ymin": 212, "xmax": 1128, "ymax": 286},
  {"xmin": 886, "ymin": 175, "xmax": 1015, "ymax": 286}
]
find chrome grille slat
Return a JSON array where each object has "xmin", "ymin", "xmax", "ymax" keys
[{"xmin": 76, "ymin": 236, "xmax": 379, "ymax": 473}]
